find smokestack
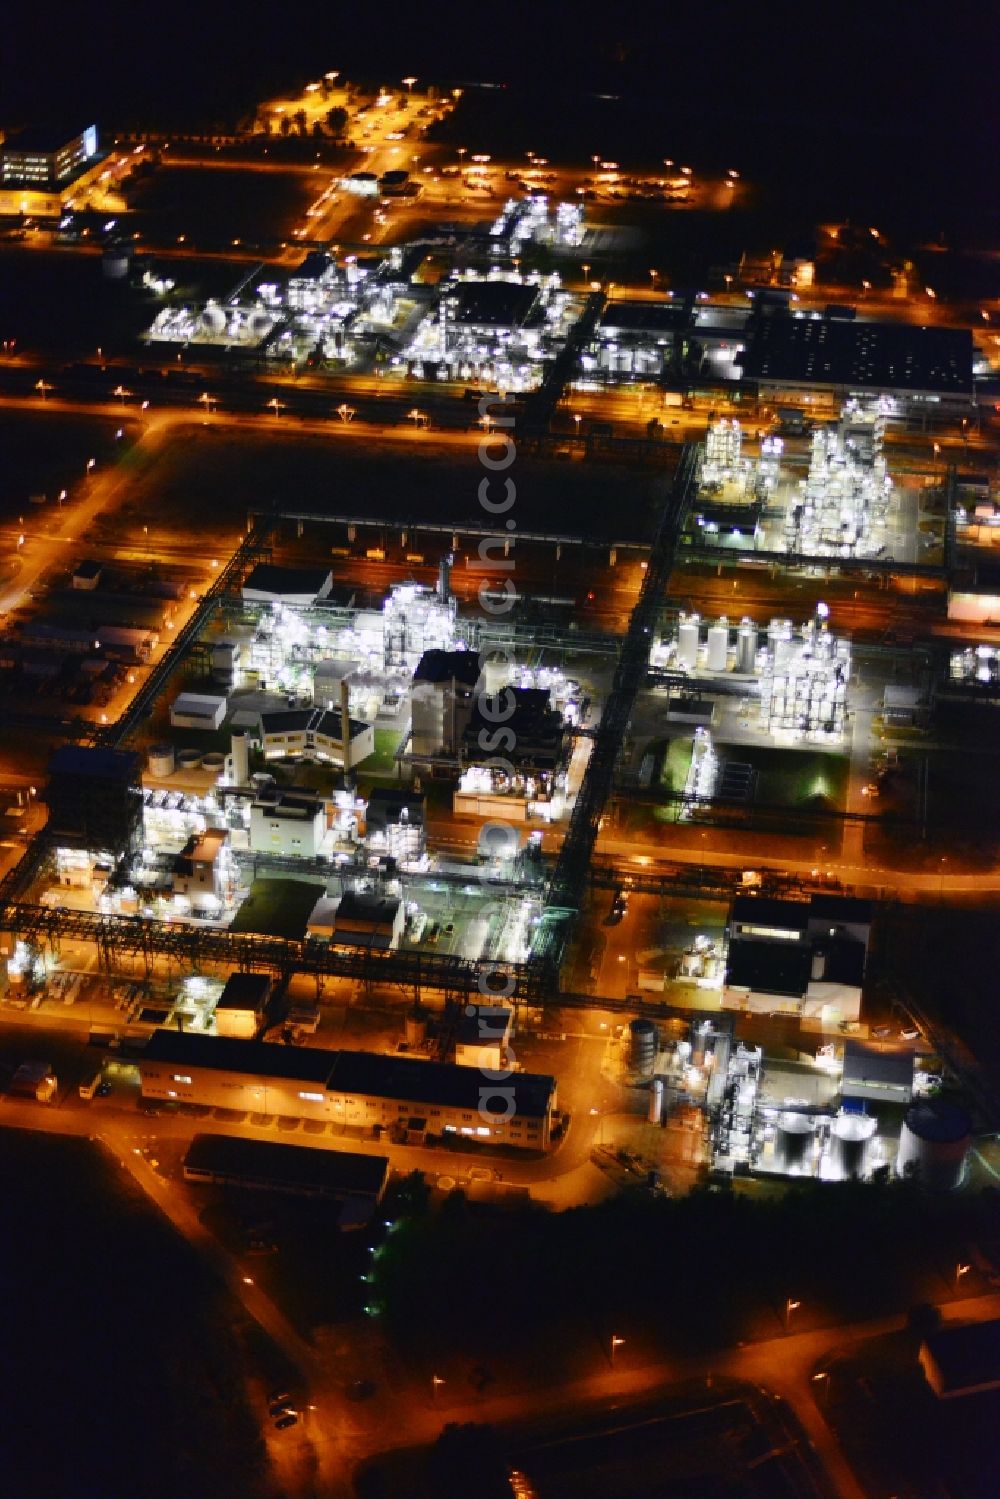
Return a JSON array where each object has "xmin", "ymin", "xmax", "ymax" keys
[
  {"xmin": 340, "ymin": 678, "xmax": 351, "ymax": 772},
  {"xmin": 437, "ymin": 552, "xmax": 452, "ymax": 602}
]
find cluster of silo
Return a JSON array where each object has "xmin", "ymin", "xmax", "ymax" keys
[
  {"xmin": 896, "ymin": 1100, "xmax": 971, "ymax": 1191},
  {"xmin": 673, "ymin": 614, "xmax": 737, "ymax": 674}
]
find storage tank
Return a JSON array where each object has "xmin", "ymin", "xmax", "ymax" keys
[
  {"xmin": 706, "ymin": 619, "xmax": 728, "ymax": 673},
  {"xmin": 200, "ymin": 301, "xmax": 226, "ymax": 336},
  {"xmin": 202, "ymin": 752, "xmax": 225, "ymax": 776},
  {"xmin": 147, "ymin": 743, "xmax": 175, "ymax": 777},
  {"xmin": 831, "ymin": 1112, "xmax": 876, "ymax": 1179},
  {"xmin": 648, "ymin": 1076, "xmax": 664, "ymax": 1125},
  {"xmin": 483, "ymin": 655, "xmax": 511, "ymax": 694},
  {"xmin": 102, "ymin": 245, "xmax": 131, "ymax": 280},
  {"xmin": 896, "ymin": 1100, "xmax": 971, "ymax": 1190},
  {"xmin": 628, "ymin": 1018, "xmax": 658, "ymax": 1075},
  {"xmin": 176, "ymin": 748, "xmax": 203, "ymax": 771},
  {"xmin": 404, "ymin": 1006, "xmax": 428, "ymax": 1048},
  {"xmin": 776, "ymin": 1112, "xmax": 815, "ymax": 1174},
  {"xmin": 677, "ymin": 615, "xmax": 700, "ymax": 670},
  {"xmin": 680, "ymin": 949, "xmax": 703, "ymax": 977},
  {"xmin": 736, "ymin": 619, "xmax": 758, "ymax": 674},
  {"xmin": 230, "ymin": 732, "xmax": 249, "ymax": 785}
]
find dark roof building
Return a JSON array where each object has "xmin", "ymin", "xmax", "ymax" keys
[
  {"xmin": 737, "ymin": 315, "xmax": 974, "ymax": 407},
  {"xmin": 183, "ymin": 1132, "xmax": 390, "ymax": 1205},
  {"xmin": 217, "ymin": 973, "xmax": 272, "ymax": 1013},
  {"xmin": 920, "ymin": 1318, "xmax": 1000, "ymax": 1399},
  {"xmin": 463, "ymin": 686, "xmax": 567, "ymax": 772},
  {"xmin": 141, "ymin": 1029, "xmax": 336, "ymax": 1084},
  {"xmin": 242, "ymin": 564, "xmax": 333, "ymax": 604},
  {"xmin": 842, "ymin": 1041, "xmax": 914, "ymax": 1103},
  {"xmin": 726, "ymin": 938, "xmax": 814, "ymax": 997},
  {"xmin": 413, "ymin": 648, "xmax": 482, "ymax": 687},
  {"xmin": 365, "ymin": 787, "xmax": 425, "ymax": 832},
  {"xmin": 46, "ymin": 744, "xmax": 143, "ymax": 854},
  {"xmin": 446, "ymin": 279, "xmax": 540, "ymax": 329}
]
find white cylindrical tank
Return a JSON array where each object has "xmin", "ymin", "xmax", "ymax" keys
[
  {"xmin": 736, "ymin": 619, "xmax": 758, "ymax": 674},
  {"xmin": 231, "ymin": 732, "xmax": 250, "ymax": 785},
  {"xmin": 707, "ymin": 619, "xmax": 728, "ymax": 673},
  {"xmin": 483, "ymin": 656, "xmax": 511, "ymax": 694},
  {"xmin": 147, "ymin": 743, "xmax": 175, "ymax": 776},
  {"xmin": 176, "ymin": 748, "xmax": 203, "ymax": 771},
  {"xmin": 677, "ymin": 615, "xmax": 700, "ymax": 670},
  {"xmin": 680, "ymin": 949, "xmax": 703, "ymax": 977},
  {"xmin": 200, "ymin": 301, "xmax": 226, "ymax": 336},
  {"xmin": 648, "ymin": 1077, "xmax": 664, "ymax": 1125},
  {"xmin": 404, "ymin": 1007, "xmax": 428, "ymax": 1047},
  {"xmin": 776, "ymin": 1112, "xmax": 814, "ymax": 1174},
  {"xmin": 896, "ymin": 1101, "xmax": 971, "ymax": 1190},
  {"xmin": 831, "ymin": 1112, "xmax": 876, "ymax": 1179}
]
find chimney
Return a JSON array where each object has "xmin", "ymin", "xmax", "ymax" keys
[{"xmin": 340, "ymin": 678, "xmax": 351, "ymax": 772}]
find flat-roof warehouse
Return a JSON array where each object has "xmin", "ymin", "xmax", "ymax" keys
[
  {"xmin": 183, "ymin": 1132, "xmax": 390, "ymax": 1213},
  {"xmin": 737, "ymin": 315, "xmax": 974, "ymax": 411}
]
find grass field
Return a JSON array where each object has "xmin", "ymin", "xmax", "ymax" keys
[
  {"xmin": 719, "ymin": 743, "xmax": 850, "ymax": 811},
  {"xmin": 231, "ymin": 877, "xmax": 323, "ymax": 938},
  {"xmin": 0, "ymin": 409, "xmax": 137, "ymax": 519},
  {"xmin": 120, "ymin": 423, "xmax": 667, "ymax": 542}
]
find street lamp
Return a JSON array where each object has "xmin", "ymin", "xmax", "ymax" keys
[
  {"xmin": 407, "ymin": 408, "xmax": 427, "ymax": 429},
  {"xmin": 336, "ymin": 403, "xmax": 355, "ymax": 423},
  {"xmin": 581, "ymin": 261, "xmax": 591, "ymax": 283},
  {"xmin": 785, "ymin": 1297, "xmax": 801, "ymax": 1329},
  {"xmin": 266, "ymin": 397, "xmax": 285, "ymax": 417},
  {"xmin": 610, "ymin": 1334, "xmax": 625, "ymax": 1366},
  {"xmin": 113, "ymin": 384, "xmax": 132, "ymax": 406},
  {"xmin": 34, "ymin": 379, "xmax": 53, "ymax": 400},
  {"xmin": 198, "ymin": 391, "xmax": 216, "ymax": 414},
  {"xmin": 402, "ymin": 76, "xmax": 417, "ymax": 92},
  {"xmin": 956, "ymin": 1262, "xmax": 971, "ymax": 1288},
  {"xmin": 86, "ymin": 457, "xmax": 96, "ymax": 472},
  {"xmin": 431, "ymin": 1374, "xmax": 445, "ymax": 1400},
  {"xmin": 573, "ymin": 413, "xmax": 582, "ymax": 435}
]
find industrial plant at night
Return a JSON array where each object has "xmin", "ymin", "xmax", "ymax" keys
[{"xmin": 0, "ymin": 9, "xmax": 998, "ymax": 1498}]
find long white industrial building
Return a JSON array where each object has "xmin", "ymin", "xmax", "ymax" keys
[{"xmin": 139, "ymin": 1031, "xmax": 556, "ymax": 1150}]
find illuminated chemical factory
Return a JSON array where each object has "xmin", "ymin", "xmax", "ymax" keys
[
  {"xmin": 652, "ymin": 608, "xmax": 849, "ymax": 742},
  {"xmin": 783, "ymin": 399, "xmax": 892, "ymax": 559},
  {"xmin": 402, "ymin": 270, "xmax": 582, "ymax": 390},
  {"xmin": 148, "ymin": 248, "xmax": 408, "ymax": 366}
]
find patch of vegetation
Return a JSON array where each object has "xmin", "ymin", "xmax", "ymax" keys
[
  {"xmin": 0, "ymin": 1129, "xmax": 270, "ymax": 1499},
  {"xmin": 230, "ymin": 877, "xmax": 321, "ymax": 938}
]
